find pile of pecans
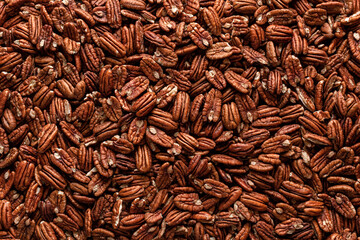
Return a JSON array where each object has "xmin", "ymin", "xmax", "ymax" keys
[{"xmin": 1, "ymin": 0, "xmax": 360, "ymax": 239}]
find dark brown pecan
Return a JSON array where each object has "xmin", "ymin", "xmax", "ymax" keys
[
  {"xmin": 101, "ymin": 96, "xmax": 123, "ymax": 122},
  {"xmin": 93, "ymin": 122, "xmax": 119, "ymax": 142},
  {"xmin": 267, "ymin": 9, "xmax": 296, "ymax": 25},
  {"xmin": 128, "ymin": 118, "xmax": 147, "ymax": 145},
  {"xmin": 94, "ymin": 146, "xmax": 115, "ymax": 177},
  {"xmin": 146, "ymin": 126, "xmax": 174, "ymax": 148},
  {"xmin": 0, "ymin": 147, "xmax": 18, "ymax": 169},
  {"xmin": 301, "ymin": 46, "xmax": 328, "ymax": 66},
  {"xmin": 296, "ymin": 87, "xmax": 316, "ymax": 112},
  {"xmin": 166, "ymin": 69, "xmax": 192, "ymax": 91},
  {"xmin": 229, "ymin": 143, "xmax": 255, "ymax": 157},
  {"xmin": 317, "ymin": 207, "xmax": 334, "ymax": 232},
  {"xmin": 285, "ymin": 55, "xmax": 305, "ymax": 87},
  {"xmin": 303, "ymin": 132, "xmax": 332, "ymax": 146},
  {"xmin": 13, "ymin": 160, "xmax": 34, "ymax": 191},
  {"xmin": 215, "ymin": 211, "xmax": 240, "ymax": 228},
  {"xmin": 99, "ymin": 65, "xmax": 115, "ymax": 97},
  {"xmin": 37, "ymin": 124, "xmax": 58, "ymax": 153},
  {"xmin": 261, "ymin": 135, "xmax": 291, "ymax": 153},
  {"xmin": 24, "ymin": 181, "xmax": 43, "ymax": 213}
]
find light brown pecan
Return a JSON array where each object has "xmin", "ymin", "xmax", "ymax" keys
[
  {"xmin": 174, "ymin": 193, "xmax": 203, "ymax": 212},
  {"xmin": 106, "ymin": 0, "xmax": 122, "ymax": 28},
  {"xmin": 201, "ymin": 178, "xmax": 230, "ymax": 198},
  {"xmin": 146, "ymin": 126, "xmax": 174, "ymax": 148},
  {"xmin": 39, "ymin": 165, "xmax": 67, "ymax": 190},
  {"xmin": 24, "ymin": 181, "xmax": 43, "ymax": 213},
  {"xmin": 135, "ymin": 145, "xmax": 152, "ymax": 173},
  {"xmin": 275, "ymin": 218, "xmax": 304, "ymax": 236},
  {"xmin": 99, "ymin": 32, "xmax": 126, "ymax": 57},
  {"xmin": 154, "ymin": 47, "xmax": 178, "ymax": 67},
  {"xmin": 165, "ymin": 209, "xmax": 191, "ymax": 227},
  {"xmin": 241, "ymin": 192, "xmax": 269, "ymax": 212},
  {"xmin": 164, "ymin": 0, "xmax": 184, "ymax": 17},
  {"xmin": 202, "ymin": 88, "xmax": 222, "ymax": 122},
  {"xmin": 330, "ymin": 193, "xmax": 356, "ymax": 219},
  {"xmin": 202, "ymin": 7, "xmax": 221, "ymax": 36},
  {"xmin": 140, "ymin": 57, "xmax": 164, "ymax": 82},
  {"xmin": 304, "ymin": 8, "xmax": 327, "ymax": 26},
  {"xmin": 224, "ymin": 70, "xmax": 252, "ymax": 94},
  {"xmin": 0, "ymin": 200, "xmax": 12, "ymax": 230},
  {"xmin": 206, "ymin": 42, "xmax": 233, "ymax": 60},
  {"xmin": 172, "ymin": 91, "xmax": 191, "ymax": 124},
  {"xmin": 132, "ymin": 92, "xmax": 157, "ymax": 117},
  {"xmin": 156, "ymin": 83, "xmax": 178, "ymax": 108},
  {"xmin": 121, "ymin": 76, "xmax": 149, "ymax": 101},
  {"xmin": 187, "ymin": 22, "xmax": 213, "ymax": 50},
  {"xmin": 279, "ymin": 181, "xmax": 312, "ymax": 201},
  {"xmin": 148, "ymin": 108, "xmax": 179, "ymax": 131},
  {"xmin": 266, "ymin": 25, "xmax": 293, "ymax": 43}
]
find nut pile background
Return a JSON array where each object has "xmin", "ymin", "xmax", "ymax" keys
[{"xmin": 0, "ymin": 0, "xmax": 360, "ymax": 239}]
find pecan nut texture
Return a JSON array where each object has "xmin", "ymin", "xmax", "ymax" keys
[{"xmin": 0, "ymin": 0, "xmax": 360, "ymax": 239}]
